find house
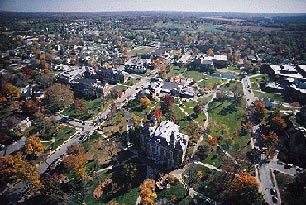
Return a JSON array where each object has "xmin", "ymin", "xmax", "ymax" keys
[
  {"xmin": 140, "ymin": 121, "xmax": 189, "ymax": 168},
  {"xmin": 18, "ymin": 117, "xmax": 31, "ymax": 132}
]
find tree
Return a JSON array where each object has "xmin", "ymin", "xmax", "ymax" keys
[
  {"xmin": 151, "ymin": 108, "xmax": 162, "ymax": 122},
  {"xmin": 41, "ymin": 173, "xmax": 67, "ymax": 204},
  {"xmin": 227, "ymin": 172, "xmax": 261, "ymax": 204},
  {"xmin": 206, "ymin": 82, "xmax": 213, "ymax": 91},
  {"xmin": 140, "ymin": 179, "xmax": 157, "ymax": 205},
  {"xmin": 160, "ymin": 95, "xmax": 174, "ymax": 113},
  {"xmin": 130, "ymin": 113, "xmax": 142, "ymax": 127},
  {"xmin": 1, "ymin": 82, "xmax": 20, "ymax": 99},
  {"xmin": 184, "ymin": 122, "xmax": 203, "ymax": 142},
  {"xmin": 37, "ymin": 72, "xmax": 54, "ymax": 88},
  {"xmin": 21, "ymin": 67, "xmax": 33, "ymax": 79},
  {"xmin": 74, "ymin": 98, "xmax": 85, "ymax": 113},
  {"xmin": 253, "ymin": 100, "xmax": 267, "ymax": 121},
  {"xmin": 193, "ymin": 103, "xmax": 205, "ymax": 116},
  {"xmin": 21, "ymin": 100, "xmax": 37, "ymax": 113},
  {"xmin": 261, "ymin": 131, "xmax": 279, "ymax": 145},
  {"xmin": 24, "ymin": 136, "xmax": 45, "ymax": 158},
  {"xmin": 0, "ymin": 152, "xmax": 40, "ymax": 185},
  {"xmin": 207, "ymin": 48, "xmax": 214, "ymax": 56},
  {"xmin": 64, "ymin": 144, "xmax": 87, "ymax": 178},
  {"xmin": 208, "ymin": 135, "xmax": 218, "ymax": 146},
  {"xmin": 45, "ymin": 83, "xmax": 74, "ymax": 111},
  {"xmin": 122, "ymin": 162, "xmax": 137, "ymax": 191},
  {"xmin": 140, "ymin": 97, "xmax": 151, "ymax": 108},
  {"xmin": 270, "ymin": 116, "xmax": 287, "ymax": 130}
]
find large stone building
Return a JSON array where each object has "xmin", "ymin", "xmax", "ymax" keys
[{"xmin": 140, "ymin": 121, "xmax": 189, "ymax": 168}]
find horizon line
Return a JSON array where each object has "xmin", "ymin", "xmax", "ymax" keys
[{"xmin": 1, "ymin": 10, "xmax": 306, "ymax": 15}]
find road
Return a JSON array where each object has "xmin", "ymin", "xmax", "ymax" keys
[
  {"xmin": 241, "ymin": 75, "xmax": 298, "ymax": 205},
  {"xmin": 0, "ymin": 136, "xmax": 27, "ymax": 157}
]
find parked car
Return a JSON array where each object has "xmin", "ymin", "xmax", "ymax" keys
[
  {"xmin": 272, "ymin": 195, "xmax": 278, "ymax": 203},
  {"xmin": 284, "ymin": 164, "xmax": 292, "ymax": 169},
  {"xmin": 270, "ymin": 188, "xmax": 276, "ymax": 195}
]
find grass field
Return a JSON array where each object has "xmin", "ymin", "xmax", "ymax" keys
[
  {"xmin": 52, "ymin": 126, "xmax": 76, "ymax": 149},
  {"xmin": 62, "ymin": 98, "xmax": 103, "ymax": 120},
  {"xmin": 253, "ymin": 90, "xmax": 283, "ymax": 102}
]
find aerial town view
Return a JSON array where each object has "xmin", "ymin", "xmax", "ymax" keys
[{"xmin": 0, "ymin": 0, "xmax": 305, "ymax": 204}]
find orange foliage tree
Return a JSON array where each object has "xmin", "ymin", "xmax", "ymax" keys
[
  {"xmin": 151, "ymin": 108, "xmax": 162, "ymax": 122},
  {"xmin": 253, "ymin": 100, "xmax": 267, "ymax": 121},
  {"xmin": 229, "ymin": 172, "xmax": 261, "ymax": 204},
  {"xmin": 64, "ymin": 144, "xmax": 87, "ymax": 178},
  {"xmin": 24, "ymin": 136, "xmax": 45, "ymax": 158},
  {"xmin": 140, "ymin": 179, "xmax": 157, "ymax": 205},
  {"xmin": 208, "ymin": 135, "xmax": 218, "ymax": 146},
  {"xmin": 140, "ymin": 97, "xmax": 151, "ymax": 108},
  {"xmin": 261, "ymin": 131, "xmax": 279, "ymax": 145},
  {"xmin": 0, "ymin": 152, "xmax": 40, "ymax": 185}
]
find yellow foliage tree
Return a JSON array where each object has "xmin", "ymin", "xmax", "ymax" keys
[
  {"xmin": 140, "ymin": 179, "xmax": 157, "ymax": 205},
  {"xmin": 25, "ymin": 136, "xmax": 45, "ymax": 157},
  {"xmin": 0, "ymin": 152, "xmax": 40, "ymax": 185},
  {"xmin": 230, "ymin": 172, "xmax": 258, "ymax": 193},
  {"xmin": 1, "ymin": 82, "xmax": 20, "ymax": 99},
  {"xmin": 140, "ymin": 97, "xmax": 151, "ymax": 108}
]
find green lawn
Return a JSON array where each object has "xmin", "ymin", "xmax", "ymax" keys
[
  {"xmin": 202, "ymin": 149, "xmax": 223, "ymax": 168},
  {"xmin": 167, "ymin": 66, "xmax": 185, "ymax": 78},
  {"xmin": 109, "ymin": 188, "xmax": 140, "ymax": 205},
  {"xmin": 185, "ymin": 70, "xmax": 205, "ymax": 81},
  {"xmin": 122, "ymin": 77, "xmax": 140, "ymax": 87},
  {"xmin": 52, "ymin": 126, "xmax": 76, "ymax": 149},
  {"xmin": 129, "ymin": 47, "xmax": 152, "ymax": 56},
  {"xmin": 198, "ymin": 76, "xmax": 222, "ymax": 88},
  {"xmin": 227, "ymin": 64, "xmax": 240, "ymax": 71},
  {"xmin": 157, "ymin": 184, "xmax": 186, "ymax": 202},
  {"xmin": 253, "ymin": 91, "xmax": 283, "ymax": 102},
  {"xmin": 62, "ymin": 98, "xmax": 103, "ymax": 120}
]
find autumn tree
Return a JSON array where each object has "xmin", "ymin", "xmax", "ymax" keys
[
  {"xmin": 37, "ymin": 71, "xmax": 54, "ymax": 88},
  {"xmin": 184, "ymin": 121, "xmax": 203, "ymax": 142},
  {"xmin": 21, "ymin": 67, "xmax": 33, "ymax": 79},
  {"xmin": 45, "ymin": 83, "xmax": 74, "ymax": 111},
  {"xmin": 1, "ymin": 82, "xmax": 20, "ymax": 99},
  {"xmin": 160, "ymin": 95, "xmax": 174, "ymax": 113},
  {"xmin": 193, "ymin": 103, "xmax": 205, "ymax": 116},
  {"xmin": 208, "ymin": 135, "xmax": 218, "ymax": 146},
  {"xmin": 24, "ymin": 136, "xmax": 45, "ymax": 158},
  {"xmin": 41, "ymin": 173, "xmax": 67, "ymax": 204},
  {"xmin": 140, "ymin": 179, "xmax": 157, "ymax": 205},
  {"xmin": 206, "ymin": 82, "xmax": 213, "ymax": 91},
  {"xmin": 0, "ymin": 152, "xmax": 40, "ymax": 185},
  {"xmin": 151, "ymin": 108, "xmax": 162, "ymax": 122},
  {"xmin": 261, "ymin": 131, "xmax": 279, "ymax": 146},
  {"xmin": 270, "ymin": 116, "xmax": 287, "ymax": 130},
  {"xmin": 74, "ymin": 98, "xmax": 86, "ymax": 113},
  {"xmin": 253, "ymin": 100, "xmax": 267, "ymax": 122},
  {"xmin": 64, "ymin": 144, "xmax": 87, "ymax": 178},
  {"xmin": 21, "ymin": 100, "xmax": 38, "ymax": 113},
  {"xmin": 227, "ymin": 172, "xmax": 261, "ymax": 204},
  {"xmin": 140, "ymin": 97, "xmax": 151, "ymax": 108},
  {"xmin": 207, "ymin": 48, "xmax": 214, "ymax": 56},
  {"xmin": 130, "ymin": 113, "xmax": 142, "ymax": 127}
]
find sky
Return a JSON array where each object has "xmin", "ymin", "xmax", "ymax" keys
[{"xmin": 0, "ymin": 0, "xmax": 306, "ymax": 13}]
